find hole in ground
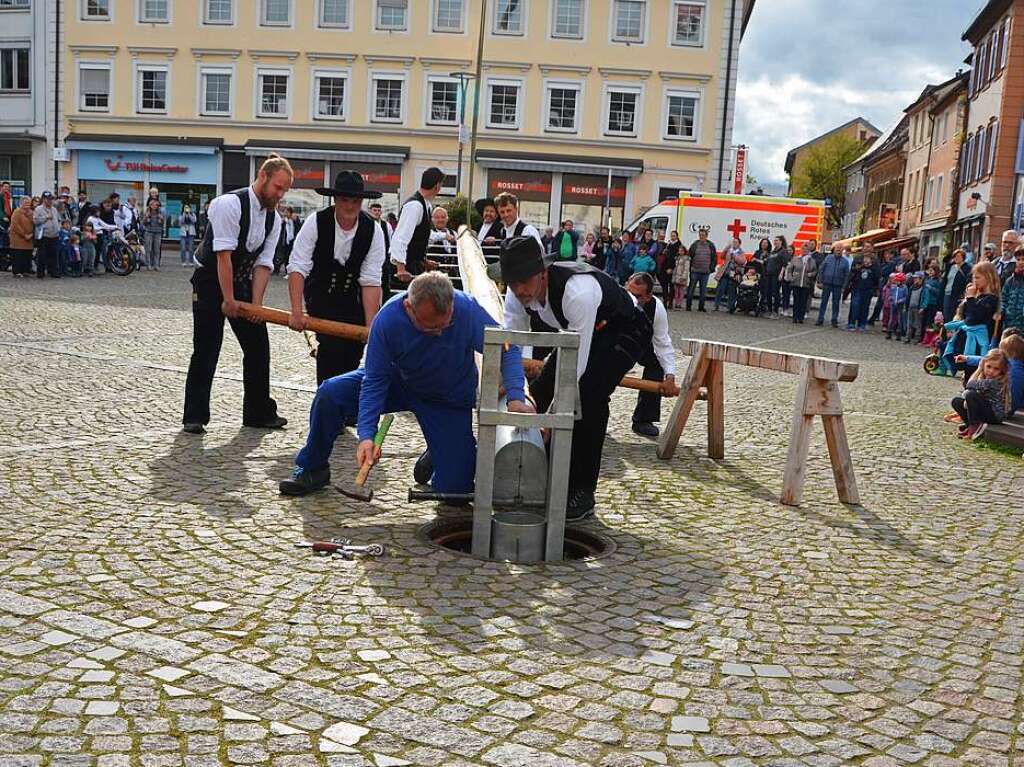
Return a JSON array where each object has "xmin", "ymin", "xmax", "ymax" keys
[{"xmin": 419, "ymin": 515, "xmax": 616, "ymax": 563}]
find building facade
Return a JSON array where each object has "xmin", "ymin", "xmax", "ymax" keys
[
  {"xmin": 862, "ymin": 116, "xmax": 908, "ymax": 234},
  {"xmin": 60, "ymin": 0, "xmax": 755, "ymax": 237},
  {"xmin": 898, "ymin": 86, "xmax": 938, "ymax": 242},
  {"xmin": 1, "ymin": 0, "xmax": 58, "ymax": 195},
  {"xmin": 783, "ymin": 116, "xmax": 880, "ymax": 197},
  {"xmin": 953, "ymin": 0, "xmax": 1024, "ymax": 251},
  {"xmin": 918, "ymin": 74, "xmax": 967, "ymax": 260},
  {"xmin": 840, "ymin": 158, "xmax": 866, "ymax": 238}
]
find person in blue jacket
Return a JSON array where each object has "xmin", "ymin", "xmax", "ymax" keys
[{"xmin": 279, "ymin": 271, "xmax": 534, "ymax": 496}]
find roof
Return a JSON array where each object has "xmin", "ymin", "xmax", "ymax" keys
[
  {"xmin": 906, "ymin": 71, "xmax": 969, "ymax": 115},
  {"xmin": 964, "ymin": 0, "xmax": 1012, "ymax": 43},
  {"xmin": 784, "ymin": 117, "xmax": 882, "ymax": 174},
  {"xmin": 741, "ymin": 0, "xmax": 757, "ymax": 37},
  {"xmin": 860, "ymin": 115, "xmax": 909, "ymax": 169},
  {"xmin": 929, "ymin": 72, "xmax": 969, "ymax": 114}
]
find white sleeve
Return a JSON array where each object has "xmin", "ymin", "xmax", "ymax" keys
[
  {"xmin": 390, "ymin": 200, "xmax": 422, "ymax": 265},
  {"xmin": 561, "ymin": 276, "xmax": 602, "ymax": 381},
  {"xmin": 502, "ymin": 288, "xmax": 531, "ymax": 332},
  {"xmin": 651, "ymin": 299, "xmax": 676, "ymax": 376},
  {"xmin": 114, "ymin": 207, "xmax": 127, "ymax": 231},
  {"xmin": 477, "ymin": 222, "xmax": 492, "ymax": 241},
  {"xmin": 209, "ymin": 194, "xmax": 242, "ymax": 253},
  {"xmin": 523, "ymin": 224, "xmax": 544, "ymax": 248},
  {"xmin": 286, "ymin": 214, "xmax": 318, "ymax": 278},
  {"xmin": 255, "ymin": 212, "xmax": 282, "ymax": 269},
  {"xmin": 359, "ymin": 223, "xmax": 385, "ymax": 287}
]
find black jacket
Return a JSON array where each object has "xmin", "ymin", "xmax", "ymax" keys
[{"xmin": 942, "ymin": 261, "xmax": 972, "ymax": 307}]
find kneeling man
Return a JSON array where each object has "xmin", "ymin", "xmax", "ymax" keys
[{"xmin": 280, "ymin": 272, "xmax": 533, "ymax": 495}]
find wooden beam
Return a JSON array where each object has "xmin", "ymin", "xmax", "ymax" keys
[
  {"xmin": 236, "ymin": 302, "xmax": 368, "ymax": 342},
  {"xmin": 657, "ymin": 343, "xmax": 710, "ymax": 460},
  {"xmin": 706, "ymin": 359, "xmax": 725, "ymax": 460},
  {"xmin": 780, "ymin": 361, "xmax": 816, "ymax": 506},
  {"xmin": 678, "ymin": 338, "xmax": 858, "ymax": 382}
]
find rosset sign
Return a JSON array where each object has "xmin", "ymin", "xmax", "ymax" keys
[{"xmin": 104, "ymin": 155, "xmax": 187, "ymax": 174}]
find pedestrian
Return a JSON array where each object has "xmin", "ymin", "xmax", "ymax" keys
[
  {"xmin": 660, "ymin": 231, "xmax": 680, "ymax": 309},
  {"xmin": 603, "ymin": 238, "xmax": 624, "ymax": 280},
  {"xmin": 780, "ymin": 244, "xmax": 796, "ymax": 314},
  {"xmin": 58, "ymin": 219, "xmax": 73, "ymax": 276},
  {"xmin": 625, "ymin": 272, "xmax": 678, "ymax": 438},
  {"xmin": 1002, "ymin": 247, "xmax": 1024, "ymax": 331},
  {"xmin": 32, "ymin": 191, "xmax": 61, "ymax": 279},
  {"xmin": 80, "ymin": 221, "xmax": 98, "ymax": 277},
  {"xmin": 905, "ymin": 272, "xmax": 925, "ymax": 343},
  {"xmin": 141, "ymin": 199, "xmax": 165, "ymax": 270},
  {"xmin": 391, "ymin": 167, "xmax": 446, "ymax": 283},
  {"xmin": 552, "ymin": 220, "xmax": 579, "ymax": 262},
  {"xmin": 868, "ymin": 250, "xmax": 897, "ymax": 325},
  {"xmin": 815, "ymin": 247, "xmax": 851, "ymax": 327},
  {"xmin": 179, "ymin": 204, "xmax": 197, "ymax": 267},
  {"xmin": 581, "ymin": 232, "xmax": 595, "ymax": 263},
  {"xmin": 996, "ymin": 230, "xmax": 1020, "ymax": 284},
  {"xmin": 631, "ymin": 242, "xmax": 657, "ymax": 275},
  {"xmin": 619, "ymin": 231, "xmax": 638, "ymax": 285},
  {"xmin": 846, "ymin": 251, "xmax": 879, "ymax": 331},
  {"xmin": 884, "ymin": 273, "xmax": 909, "ymax": 341},
  {"xmin": 919, "ymin": 264, "xmax": 943, "ymax": 342},
  {"xmin": 714, "ymin": 237, "xmax": 745, "ymax": 313},
  {"xmin": 686, "ymin": 227, "xmax": 716, "ymax": 312},
  {"xmin": 9, "ymin": 196, "xmax": 35, "ymax": 277},
  {"xmin": 763, "ymin": 236, "xmax": 786, "ymax": 317},
  {"xmin": 541, "ymin": 226, "xmax": 555, "ymax": 254},
  {"xmin": 591, "ymin": 227, "xmax": 613, "ymax": 272},
  {"xmin": 942, "ymin": 248, "xmax": 972, "ymax": 323},
  {"xmin": 785, "ymin": 242, "xmax": 818, "ymax": 324},
  {"xmin": 950, "ymin": 349, "xmax": 1012, "ymax": 439},
  {"xmin": 672, "ymin": 241, "xmax": 689, "ymax": 310},
  {"xmin": 368, "ymin": 201, "xmax": 392, "ymax": 298}
]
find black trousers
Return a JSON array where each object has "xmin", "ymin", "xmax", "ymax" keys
[
  {"xmin": 951, "ymin": 391, "xmax": 1000, "ymax": 427},
  {"xmin": 792, "ymin": 286, "xmax": 811, "ymax": 322},
  {"xmin": 183, "ymin": 279, "xmax": 278, "ymax": 426},
  {"xmin": 316, "ymin": 334, "xmax": 365, "ymax": 385},
  {"xmin": 11, "ymin": 249, "xmax": 33, "ymax": 275},
  {"xmin": 530, "ymin": 311, "xmax": 651, "ymax": 493},
  {"xmin": 36, "ymin": 236, "xmax": 59, "ymax": 278},
  {"xmin": 632, "ymin": 348, "xmax": 664, "ymax": 424}
]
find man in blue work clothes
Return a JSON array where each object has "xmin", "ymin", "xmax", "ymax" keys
[{"xmin": 279, "ymin": 271, "xmax": 534, "ymax": 496}]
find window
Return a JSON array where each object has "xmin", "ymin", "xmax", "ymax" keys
[
  {"xmin": 314, "ymin": 73, "xmax": 347, "ymax": 119},
  {"xmin": 427, "ymin": 79, "xmax": 458, "ymax": 125},
  {"xmin": 672, "ymin": 1, "xmax": 704, "ymax": 46},
  {"xmin": 936, "ymin": 175, "xmax": 944, "ymax": 211},
  {"xmin": 376, "ymin": 0, "xmax": 407, "ymax": 30},
  {"xmin": 200, "ymin": 69, "xmax": 231, "ymax": 115},
  {"xmin": 925, "ymin": 178, "xmax": 933, "ymax": 212},
  {"xmin": 942, "ymin": 111, "xmax": 950, "ymax": 143},
  {"xmin": 257, "ymin": 70, "xmax": 289, "ymax": 117},
  {"xmin": 0, "ymin": 47, "xmax": 29, "ymax": 92},
  {"xmin": 261, "ymin": 0, "xmax": 289, "ymax": 25},
  {"xmin": 83, "ymin": 0, "xmax": 110, "ymax": 19},
  {"xmin": 79, "ymin": 64, "xmax": 110, "ymax": 110},
  {"xmin": 551, "ymin": 0, "xmax": 583, "ymax": 38},
  {"xmin": 319, "ymin": 0, "xmax": 348, "ymax": 27},
  {"xmin": 545, "ymin": 84, "xmax": 579, "ymax": 132},
  {"xmin": 434, "ymin": 0, "xmax": 463, "ymax": 31},
  {"xmin": 987, "ymin": 121, "xmax": 999, "ymax": 176},
  {"xmin": 988, "ymin": 32, "xmax": 998, "ymax": 80},
  {"xmin": 606, "ymin": 87, "xmax": 638, "ymax": 135},
  {"xmin": 612, "ymin": 0, "xmax": 645, "ymax": 42},
  {"xmin": 974, "ymin": 127, "xmax": 986, "ymax": 181},
  {"xmin": 372, "ymin": 76, "xmax": 404, "ymax": 122},
  {"xmin": 960, "ymin": 132, "xmax": 973, "ymax": 185},
  {"xmin": 493, "ymin": 0, "xmax": 523, "ymax": 34},
  {"xmin": 487, "ymin": 81, "xmax": 520, "ymax": 128},
  {"xmin": 1001, "ymin": 18, "xmax": 1011, "ymax": 69},
  {"xmin": 139, "ymin": 0, "xmax": 168, "ymax": 22},
  {"xmin": 0, "ymin": 0, "xmax": 31, "ymax": 8},
  {"xmin": 665, "ymin": 91, "xmax": 698, "ymax": 140},
  {"xmin": 137, "ymin": 66, "xmax": 168, "ymax": 113},
  {"xmin": 204, "ymin": 0, "xmax": 232, "ymax": 23}
]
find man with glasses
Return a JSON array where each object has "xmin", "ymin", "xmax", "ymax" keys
[{"xmin": 279, "ymin": 271, "xmax": 534, "ymax": 496}]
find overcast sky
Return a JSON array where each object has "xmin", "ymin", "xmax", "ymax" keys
[{"xmin": 735, "ymin": 0, "xmax": 979, "ymax": 187}]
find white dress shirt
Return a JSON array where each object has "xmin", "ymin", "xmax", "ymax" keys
[
  {"xmin": 478, "ymin": 220, "xmax": 498, "ymax": 242},
  {"xmin": 114, "ymin": 205, "xmax": 136, "ymax": 232},
  {"xmin": 495, "ymin": 217, "xmax": 543, "ymax": 247},
  {"xmin": 87, "ymin": 215, "xmax": 118, "ymax": 233},
  {"xmin": 429, "ymin": 227, "xmax": 456, "ymax": 254},
  {"xmin": 389, "ymin": 196, "xmax": 429, "ymax": 266},
  {"xmin": 207, "ymin": 186, "xmax": 281, "ymax": 270},
  {"xmin": 287, "ymin": 212, "xmax": 386, "ymax": 287},
  {"xmin": 648, "ymin": 297, "xmax": 676, "ymax": 376}
]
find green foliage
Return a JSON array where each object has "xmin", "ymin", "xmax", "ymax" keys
[
  {"xmin": 440, "ymin": 194, "xmax": 482, "ymax": 232},
  {"xmin": 790, "ymin": 133, "xmax": 867, "ymax": 230}
]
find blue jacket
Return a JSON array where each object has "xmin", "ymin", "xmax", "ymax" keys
[
  {"xmin": 357, "ymin": 292, "xmax": 525, "ymax": 441},
  {"xmin": 1003, "ymin": 273, "xmax": 1024, "ymax": 330},
  {"xmin": 921, "ymin": 277, "xmax": 943, "ymax": 309},
  {"xmin": 631, "ymin": 253, "xmax": 657, "ymax": 275},
  {"xmin": 818, "ymin": 253, "xmax": 850, "ymax": 287}
]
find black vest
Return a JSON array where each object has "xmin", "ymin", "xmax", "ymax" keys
[
  {"xmin": 404, "ymin": 192, "xmax": 431, "ymax": 275},
  {"xmin": 304, "ymin": 207, "xmax": 375, "ymax": 325},
  {"xmin": 500, "ymin": 219, "xmax": 527, "ymax": 240},
  {"xmin": 193, "ymin": 188, "xmax": 276, "ymax": 300},
  {"xmin": 526, "ymin": 262, "xmax": 638, "ymax": 330}
]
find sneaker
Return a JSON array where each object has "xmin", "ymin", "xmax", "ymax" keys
[
  {"xmin": 413, "ymin": 449, "xmax": 433, "ymax": 485},
  {"xmin": 566, "ymin": 489, "xmax": 596, "ymax": 521},
  {"xmin": 279, "ymin": 466, "xmax": 330, "ymax": 496},
  {"xmin": 243, "ymin": 415, "xmax": 288, "ymax": 429},
  {"xmin": 182, "ymin": 422, "xmax": 205, "ymax": 434},
  {"xmin": 632, "ymin": 421, "xmax": 660, "ymax": 438},
  {"xmin": 971, "ymin": 423, "xmax": 988, "ymax": 441},
  {"xmin": 943, "ymin": 411, "xmax": 962, "ymax": 423},
  {"xmin": 958, "ymin": 425, "xmax": 977, "ymax": 440}
]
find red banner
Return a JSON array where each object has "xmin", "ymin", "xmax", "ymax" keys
[
  {"xmin": 488, "ymin": 169, "xmax": 552, "ymax": 202},
  {"xmin": 561, "ymin": 173, "xmax": 627, "ymax": 205},
  {"xmin": 733, "ymin": 146, "xmax": 746, "ymax": 195}
]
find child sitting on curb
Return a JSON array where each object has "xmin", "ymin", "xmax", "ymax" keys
[{"xmin": 951, "ymin": 348, "xmax": 1013, "ymax": 440}]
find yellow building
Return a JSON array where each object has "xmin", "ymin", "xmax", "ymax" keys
[{"xmin": 61, "ymin": 0, "xmax": 755, "ymax": 235}]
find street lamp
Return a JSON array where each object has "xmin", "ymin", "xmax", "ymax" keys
[{"xmin": 449, "ymin": 71, "xmax": 476, "ymax": 208}]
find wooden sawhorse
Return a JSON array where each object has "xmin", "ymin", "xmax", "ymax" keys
[{"xmin": 657, "ymin": 339, "xmax": 861, "ymax": 506}]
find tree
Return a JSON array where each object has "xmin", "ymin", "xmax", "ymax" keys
[
  {"xmin": 439, "ymin": 194, "xmax": 481, "ymax": 232},
  {"xmin": 789, "ymin": 133, "xmax": 866, "ymax": 231}
]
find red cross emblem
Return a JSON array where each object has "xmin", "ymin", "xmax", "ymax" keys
[{"xmin": 726, "ymin": 218, "xmax": 747, "ymax": 241}]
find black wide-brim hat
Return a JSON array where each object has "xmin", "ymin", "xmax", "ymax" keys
[
  {"xmin": 475, "ymin": 196, "xmax": 496, "ymax": 216},
  {"xmin": 486, "ymin": 236, "xmax": 555, "ymax": 283},
  {"xmin": 317, "ymin": 170, "xmax": 383, "ymax": 199}
]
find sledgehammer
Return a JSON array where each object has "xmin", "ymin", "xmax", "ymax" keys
[{"xmin": 337, "ymin": 414, "xmax": 394, "ymax": 502}]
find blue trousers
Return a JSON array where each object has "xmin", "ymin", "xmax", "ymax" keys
[
  {"xmin": 817, "ymin": 284, "xmax": 844, "ymax": 324},
  {"xmin": 295, "ymin": 369, "xmax": 477, "ymax": 494}
]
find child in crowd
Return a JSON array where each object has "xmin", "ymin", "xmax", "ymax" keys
[
  {"xmin": 956, "ymin": 329, "xmax": 1024, "ymax": 424},
  {"xmin": 950, "ymin": 348, "xmax": 1013, "ymax": 439},
  {"xmin": 672, "ymin": 245, "xmax": 690, "ymax": 311},
  {"xmin": 80, "ymin": 222, "xmax": 97, "ymax": 277},
  {"xmin": 884, "ymin": 273, "xmax": 908, "ymax": 340},
  {"xmin": 1002, "ymin": 248, "xmax": 1024, "ymax": 331},
  {"xmin": 846, "ymin": 253, "xmax": 879, "ymax": 331},
  {"xmin": 69, "ymin": 234, "xmax": 82, "ymax": 277},
  {"xmin": 920, "ymin": 265, "xmax": 943, "ymax": 342},
  {"xmin": 604, "ymin": 238, "xmax": 623, "ymax": 282},
  {"xmin": 906, "ymin": 272, "xmax": 924, "ymax": 343},
  {"xmin": 58, "ymin": 219, "xmax": 73, "ymax": 277},
  {"xmin": 632, "ymin": 243, "xmax": 657, "ymax": 276},
  {"xmin": 619, "ymin": 232, "xmax": 638, "ymax": 285}
]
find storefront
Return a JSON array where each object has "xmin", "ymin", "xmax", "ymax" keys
[
  {"xmin": 917, "ymin": 222, "xmax": 947, "ymax": 262},
  {"xmin": 486, "ymin": 169, "xmax": 552, "ymax": 230},
  {"xmin": 952, "ymin": 213, "xmax": 985, "ymax": 255},
  {"xmin": 560, "ymin": 174, "xmax": 627, "ymax": 234},
  {"xmin": 68, "ymin": 136, "xmax": 222, "ymax": 239},
  {"xmin": 0, "ymin": 137, "xmax": 36, "ymax": 198}
]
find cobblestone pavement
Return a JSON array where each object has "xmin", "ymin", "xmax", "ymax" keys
[{"xmin": 1, "ymin": 268, "xmax": 1023, "ymax": 767}]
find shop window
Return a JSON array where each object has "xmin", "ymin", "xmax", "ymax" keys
[
  {"xmin": 0, "ymin": 47, "xmax": 29, "ymax": 92},
  {"xmin": 605, "ymin": 87, "xmax": 639, "ymax": 136},
  {"xmin": 434, "ymin": 0, "xmax": 463, "ymax": 32},
  {"xmin": 260, "ymin": 0, "xmax": 289, "ymax": 26},
  {"xmin": 545, "ymin": 84, "xmax": 580, "ymax": 133},
  {"xmin": 371, "ymin": 75, "xmax": 404, "ymax": 122},
  {"xmin": 139, "ymin": 0, "xmax": 169, "ymax": 23},
  {"xmin": 0, "ymin": 0, "xmax": 31, "ymax": 8},
  {"xmin": 257, "ymin": 70, "xmax": 290, "ymax": 118},
  {"xmin": 664, "ymin": 90, "xmax": 698, "ymax": 141},
  {"xmin": 137, "ymin": 66, "xmax": 168, "ymax": 113},
  {"xmin": 612, "ymin": 0, "xmax": 644, "ymax": 43},
  {"xmin": 487, "ymin": 81, "xmax": 520, "ymax": 129},
  {"xmin": 314, "ymin": 73, "xmax": 347, "ymax": 120},
  {"xmin": 551, "ymin": 0, "xmax": 583, "ymax": 39},
  {"xmin": 427, "ymin": 78, "xmax": 459, "ymax": 125},
  {"xmin": 376, "ymin": 0, "xmax": 407, "ymax": 31},
  {"xmin": 493, "ymin": 0, "xmax": 523, "ymax": 34},
  {"xmin": 203, "ymin": 0, "xmax": 232, "ymax": 24},
  {"xmin": 79, "ymin": 64, "xmax": 110, "ymax": 111},
  {"xmin": 319, "ymin": 0, "xmax": 348, "ymax": 27},
  {"xmin": 671, "ymin": 1, "xmax": 704, "ymax": 46},
  {"xmin": 82, "ymin": 0, "xmax": 110, "ymax": 19},
  {"xmin": 200, "ymin": 69, "xmax": 231, "ymax": 116}
]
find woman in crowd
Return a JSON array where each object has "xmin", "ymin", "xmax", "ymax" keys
[
  {"xmin": 142, "ymin": 198, "xmax": 165, "ymax": 271},
  {"xmin": 763, "ymin": 235, "xmax": 788, "ymax": 318},
  {"xmin": 581, "ymin": 232, "xmax": 595, "ymax": 263},
  {"xmin": 179, "ymin": 204, "xmax": 197, "ymax": 267},
  {"xmin": 942, "ymin": 248, "xmax": 972, "ymax": 323},
  {"xmin": 660, "ymin": 231, "xmax": 680, "ymax": 309},
  {"xmin": 9, "ymin": 196, "xmax": 35, "ymax": 277},
  {"xmin": 715, "ymin": 238, "xmax": 746, "ymax": 313}
]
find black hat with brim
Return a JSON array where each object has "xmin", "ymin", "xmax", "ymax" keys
[
  {"xmin": 316, "ymin": 170, "xmax": 383, "ymax": 199},
  {"xmin": 486, "ymin": 236, "xmax": 555, "ymax": 283},
  {"xmin": 475, "ymin": 197, "xmax": 496, "ymax": 217}
]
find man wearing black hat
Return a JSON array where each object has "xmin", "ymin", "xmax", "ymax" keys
[
  {"xmin": 367, "ymin": 201, "xmax": 393, "ymax": 300},
  {"xmin": 391, "ymin": 167, "xmax": 445, "ymax": 283},
  {"xmin": 286, "ymin": 171, "xmax": 387, "ymax": 384},
  {"xmin": 492, "ymin": 236, "xmax": 652, "ymax": 519},
  {"xmin": 475, "ymin": 197, "xmax": 500, "ymax": 261}
]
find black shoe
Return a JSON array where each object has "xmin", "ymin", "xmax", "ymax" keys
[
  {"xmin": 831, "ymin": 321, "xmax": 838, "ymax": 328},
  {"xmin": 566, "ymin": 489, "xmax": 596, "ymax": 521},
  {"xmin": 279, "ymin": 466, "xmax": 330, "ymax": 496},
  {"xmin": 814, "ymin": 320, "xmax": 824, "ymax": 326},
  {"xmin": 698, "ymin": 307, "xmax": 707, "ymax": 313},
  {"xmin": 182, "ymin": 423, "xmax": 205, "ymax": 434},
  {"xmin": 632, "ymin": 421, "xmax": 660, "ymax": 438},
  {"xmin": 413, "ymin": 449, "xmax": 433, "ymax": 485},
  {"xmin": 244, "ymin": 415, "xmax": 288, "ymax": 429}
]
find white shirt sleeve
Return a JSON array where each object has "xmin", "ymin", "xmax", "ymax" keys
[
  {"xmin": 502, "ymin": 288, "xmax": 532, "ymax": 332},
  {"xmin": 114, "ymin": 207, "xmax": 127, "ymax": 231},
  {"xmin": 390, "ymin": 199, "xmax": 423, "ymax": 265},
  {"xmin": 208, "ymin": 194, "xmax": 242, "ymax": 253},
  {"xmin": 286, "ymin": 214, "xmax": 318, "ymax": 278},
  {"xmin": 88, "ymin": 215, "xmax": 117, "ymax": 232},
  {"xmin": 560, "ymin": 276, "xmax": 603, "ymax": 381},
  {"xmin": 651, "ymin": 298, "xmax": 676, "ymax": 376},
  {"xmin": 359, "ymin": 223, "xmax": 386, "ymax": 287},
  {"xmin": 522, "ymin": 223, "xmax": 544, "ymax": 248},
  {"xmin": 254, "ymin": 211, "xmax": 282, "ymax": 270}
]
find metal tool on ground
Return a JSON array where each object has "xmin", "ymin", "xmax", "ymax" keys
[
  {"xmin": 295, "ymin": 539, "xmax": 387, "ymax": 559},
  {"xmin": 337, "ymin": 414, "xmax": 394, "ymax": 502},
  {"xmin": 236, "ymin": 301, "xmax": 369, "ymax": 343}
]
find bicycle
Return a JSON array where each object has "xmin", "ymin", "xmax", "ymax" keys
[{"xmin": 106, "ymin": 230, "xmax": 142, "ymax": 276}]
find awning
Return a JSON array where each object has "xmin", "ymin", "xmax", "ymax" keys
[
  {"xmin": 244, "ymin": 139, "xmax": 408, "ymax": 166},
  {"xmin": 871, "ymin": 235, "xmax": 919, "ymax": 251},
  {"xmin": 65, "ymin": 133, "xmax": 222, "ymax": 155},
  {"xmin": 476, "ymin": 149, "xmax": 643, "ymax": 177},
  {"xmin": 830, "ymin": 228, "xmax": 896, "ymax": 250}
]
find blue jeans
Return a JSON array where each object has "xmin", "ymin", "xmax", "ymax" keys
[
  {"xmin": 850, "ymin": 291, "xmax": 872, "ymax": 328},
  {"xmin": 817, "ymin": 284, "xmax": 844, "ymax": 324},
  {"xmin": 715, "ymin": 277, "xmax": 738, "ymax": 311},
  {"xmin": 686, "ymin": 272, "xmax": 710, "ymax": 309},
  {"xmin": 180, "ymin": 235, "xmax": 194, "ymax": 264},
  {"xmin": 295, "ymin": 368, "xmax": 477, "ymax": 494}
]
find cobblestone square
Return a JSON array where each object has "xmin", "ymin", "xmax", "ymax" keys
[{"xmin": 1, "ymin": 271, "xmax": 1022, "ymax": 766}]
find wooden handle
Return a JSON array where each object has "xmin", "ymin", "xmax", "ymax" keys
[
  {"xmin": 521, "ymin": 358, "xmax": 679, "ymax": 397},
  {"xmin": 236, "ymin": 302, "xmax": 369, "ymax": 343},
  {"xmin": 355, "ymin": 462, "xmax": 372, "ymax": 487}
]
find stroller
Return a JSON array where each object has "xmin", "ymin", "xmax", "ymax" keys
[{"xmin": 734, "ymin": 271, "xmax": 762, "ymax": 316}]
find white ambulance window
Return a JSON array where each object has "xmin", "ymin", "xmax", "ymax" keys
[{"xmin": 644, "ymin": 216, "xmax": 669, "ymax": 238}]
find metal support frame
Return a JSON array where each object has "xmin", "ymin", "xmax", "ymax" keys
[{"xmin": 472, "ymin": 327, "xmax": 579, "ymax": 562}]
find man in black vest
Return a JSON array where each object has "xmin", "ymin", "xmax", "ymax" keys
[
  {"xmin": 492, "ymin": 237, "xmax": 653, "ymax": 520},
  {"xmin": 286, "ymin": 171, "xmax": 387, "ymax": 384},
  {"xmin": 493, "ymin": 192, "xmax": 543, "ymax": 247},
  {"xmin": 368, "ymin": 201, "xmax": 392, "ymax": 300},
  {"xmin": 182, "ymin": 154, "xmax": 293, "ymax": 434},
  {"xmin": 391, "ymin": 167, "xmax": 444, "ymax": 283},
  {"xmin": 625, "ymin": 272, "xmax": 678, "ymax": 438}
]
